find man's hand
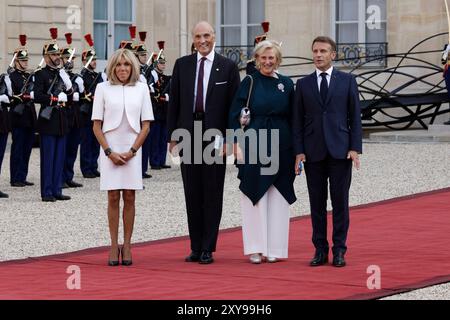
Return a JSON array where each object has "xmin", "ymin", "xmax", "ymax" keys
[
  {"xmin": 295, "ymin": 154, "xmax": 306, "ymax": 175},
  {"xmin": 169, "ymin": 141, "xmax": 178, "ymax": 157},
  {"xmin": 347, "ymin": 150, "xmax": 360, "ymax": 170},
  {"xmin": 58, "ymin": 92, "xmax": 68, "ymax": 103},
  {"xmin": 59, "ymin": 69, "xmax": 73, "ymax": 90},
  {"xmin": 0, "ymin": 95, "xmax": 10, "ymax": 104},
  {"xmin": 233, "ymin": 143, "xmax": 244, "ymax": 162}
]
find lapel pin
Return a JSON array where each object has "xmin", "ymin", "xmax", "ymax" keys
[
  {"xmin": 278, "ymin": 83, "xmax": 285, "ymax": 92},
  {"xmin": 216, "ymin": 68, "xmax": 220, "ymax": 71}
]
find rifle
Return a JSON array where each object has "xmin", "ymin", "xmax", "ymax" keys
[{"xmin": 79, "ymin": 71, "xmax": 101, "ymax": 114}]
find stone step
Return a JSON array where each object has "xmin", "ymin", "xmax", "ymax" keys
[
  {"xmin": 428, "ymin": 124, "xmax": 450, "ymax": 133},
  {"xmin": 369, "ymin": 130, "xmax": 450, "ymax": 143}
]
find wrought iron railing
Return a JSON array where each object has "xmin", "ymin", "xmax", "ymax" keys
[
  {"xmin": 216, "ymin": 42, "xmax": 388, "ymax": 69},
  {"xmin": 335, "ymin": 42, "xmax": 388, "ymax": 68},
  {"xmin": 215, "ymin": 45, "xmax": 254, "ymax": 69}
]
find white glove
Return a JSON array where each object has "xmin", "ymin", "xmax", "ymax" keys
[
  {"xmin": 59, "ymin": 69, "xmax": 72, "ymax": 90},
  {"xmin": 30, "ymin": 91, "xmax": 34, "ymax": 100},
  {"xmin": 149, "ymin": 83, "xmax": 155, "ymax": 93},
  {"xmin": 58, "ymin": 92, "xmax": 68, "ymax": 103},
  {"xmin": 75, "ymin": 77, "xmax": 85, "ymax": 93},
  {"xmin": 73, "ymin": 92, "xmax": 80, "ymax": 102},
  {"xmin": 4, "ymin": 75, "xmax": 13, "ymax": 97},
  {"xmin": 139, "ymin": 74, "xmax": 147, "ymax": 84},
  {"xmin": 165, "ymin": 94, "xmax": 169, "ymax": 102},
  {"xmin": 101, "ymin": 72, "xmax": 107, "ymax": 82},
  {"xmin": 0, "ymin": 94, "xmax": 10, "ymax": 104}
]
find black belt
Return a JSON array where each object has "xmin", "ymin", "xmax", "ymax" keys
[{"xmin": 193, "ymin": 112, "xmax": 205, "ymax": 120}]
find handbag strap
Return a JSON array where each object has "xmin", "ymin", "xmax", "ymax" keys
[{"xmin": 246, "ymin": 75, "xmax": 254, "ymax": 109}]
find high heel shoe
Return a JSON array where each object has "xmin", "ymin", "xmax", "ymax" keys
[
  {"xmin": 121, "ymin": 246, "xmax": 133, "ymax": 266},
  {"xmin": 108, "ymin": 247, "xmax": 120, "ymax": 266},
  {"xmin": 249, "ymin": 253, "xmax": 262, "ymax": 264}
]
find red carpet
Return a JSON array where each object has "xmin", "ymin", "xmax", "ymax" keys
[{"xmin": 1, "ymin": 188, "xmax": 449, "ymax": 300}]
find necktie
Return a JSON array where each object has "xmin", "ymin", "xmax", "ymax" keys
[
  {"xmin": 195, "ymin": 57, "xmax": 207, "ymax": 113},
  {"xmin": 320, "ymin": 72, "xmax": 328, "ymax": 103}
]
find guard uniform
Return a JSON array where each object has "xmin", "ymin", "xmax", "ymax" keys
[
  {"xmin": 8, "ymin": 34, "xmax": 37, "ymax": 187},
  {"xmin": 442, "ymin": 44, "xmax": 450, "ymax": 125},
  {"xmin": 79, "ymin": 34, "xmax": 102, "ymax": 178},
  {"xmin": 34, "ymin": 28, "xmax": 73, "ymax": 201},
  {"xmin": 61, "ymin": 33, "xmax": 84, "ymax": 188},
  {"xmin": 149, "ymin": 41, "xmax": 171, "ymax": 169},
  {"xmin": 133, "ymin": 29, "xmax": 154, "ymax": 177},
  {"xmin": 0, "ymin": 70, "xmax": 11, "ymax": 198}
]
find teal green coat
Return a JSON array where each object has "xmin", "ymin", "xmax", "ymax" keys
[{"xmin": 228, "ymin": 71, "xmax": 297, "ymax": 206}]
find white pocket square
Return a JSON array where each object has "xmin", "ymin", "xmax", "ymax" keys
[{"xmin": 215, "ymin": 81, "xmax": 228, "ymax": 85}]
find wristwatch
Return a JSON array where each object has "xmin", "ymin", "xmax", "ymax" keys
[
  {"xmin": 104, "ymin": 148, "xmax": 112, "ymax": 157},
  {"xmin": 130, "ymin": 147, "xmax": 137, "ymax": 156}
]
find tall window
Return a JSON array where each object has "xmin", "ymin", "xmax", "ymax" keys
[
  {"xmin": 332, "ymin": 0, "xmax": 386, "ymax": 44},
  {"xmin": 216, "ymin": 0, "xmax": 265, "ymax": 47},
  {"xmin": 94, "ymin": 0, "xmax": 135, "ymax": 67}
]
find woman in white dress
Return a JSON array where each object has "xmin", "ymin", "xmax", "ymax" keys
[{"xmin": 92, "ymin": 49, "xmax": 153, "ymax": 266}]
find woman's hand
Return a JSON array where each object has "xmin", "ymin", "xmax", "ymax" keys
[
  {"xmin": 108, "ymin": 152, "xmax": 127, "ymax": 166},
  {"xmin": 120, "ymin": 151, "xmax": 135, "ymax": 162}
]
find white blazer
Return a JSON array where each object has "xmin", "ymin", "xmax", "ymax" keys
[{"xmin": 92, "ymin": 81, "xmax": 154, "ymax": 134}]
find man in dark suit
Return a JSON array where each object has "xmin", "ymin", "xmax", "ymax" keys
[
  {"xmin": 167, "ymin": 21, "xmax": 240, "ymax": 264},
  {"xmin": 293, "ymin": 36, "xmax": 362, "ymax": 268}
]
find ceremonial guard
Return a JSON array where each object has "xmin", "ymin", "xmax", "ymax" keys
[
  {"xmin": 134, "ymin": 29, "xmax": 154, "ymax": 178},
  {"xmin": 149, "ymin": 41, "xmax": 171, "ymax": 170},
  {"xmin": 119, "ymin": 25, "xmax": 138, "ymax": 52},
  {"xmin": 442, "ymin": 45, "xmax": 450, "ymax": 124},
  {"xmin": 0, "ymin": 57, "xmax": 13, "ymax": 198},
  {"xmin": 246, "ymin": 21, "xmax": 270, "ymax": 75},
  {"xmin": 8, "ymin": 35, "xmax": 38, "ymax": 188},
  {"xmin": 79, "ymin": 34, "xmax": 103, "ymax": 178},
  {"xmin": 34, "ymin": 28, "xmax": 73, "ymax": 202},
  {"xmin": 61, "ymin": 33, "xmax": 84, "ymax": 188}
]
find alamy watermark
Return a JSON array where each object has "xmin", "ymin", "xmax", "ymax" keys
[
  {"xmin": 66, "ymin": 5, "xmax": 81, "ymax": 30},
  {"xmin": 66, "ymin": 265, "xmax": 81, "ymax": 290}
]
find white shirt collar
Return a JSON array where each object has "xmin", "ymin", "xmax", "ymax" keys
[
  {"xmin": 316, "ymin": 66, "xmax": 333, "ymax": 78},
  {"xmin": 197, "ymin": 50, "xmax": 215, "ymax": 63}
]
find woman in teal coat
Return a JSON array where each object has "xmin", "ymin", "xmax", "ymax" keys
[{"xmin": 228, "ymin": 40, "xmax": 296, "ymax": 264}]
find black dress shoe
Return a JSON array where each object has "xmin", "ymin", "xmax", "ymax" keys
[
  {"xmin": 142, "ymin": 173, "xmax": 152, "ymax": 179},
  {"xmin": 11, "ymin": 182, "xmax": 26, "ymax": 187},
  {"xmin": 23, "ymin": 181, "xmax": 34, "ymax": 186},
  {"xmin": 66, "ymin": 180, "xmax": 83, "ymax": 188},
  {"xmin": 333, "ymin": 252, "xmax": 346, "ymax": 267},
  {"xmin": 42, "ymin": 196, "xmax": 57, "ymax": 202},
  {"xmin": 199, "ymin": 251, "xmax": 214, "ymax": 264},
  {"xmin": 83, "ymin": 173, "xmax": 97, "ymax": 179},
  {"xmin": 55, "ymin": 195, "xmax": 71, "ymax": 201},
  {"xmin": 310, "ymin": 252, "xmax": 329, "ymax": 266},
  {"xmin": 160, "ymin": 164, "xmax": 171, "ymax": 169},
  {"xmin": 94, "ymin": 170, "xmax": 101, "ymax": 177},
  {"xmin": 0, "ymin": 191, "xmax": 9, "ymax": 198},
  {"xmin": 185, "ymin": 251, "xmax": 201, "ymax": 262},
  {"xmin": 62, "ymin": 182, "xmax": 69, "ymax": 189},
  {"xmin": 151, "ymin": 166, "xmax": 161, "ymax": 170}
]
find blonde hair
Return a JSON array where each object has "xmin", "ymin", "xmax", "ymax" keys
[
  {"xmin": 106, "ymin": 49, "xmax": 140, "ymax": 86},
  {"xmin": 254, "ymin": 40, "xmax": 283, "ymax": 70}
]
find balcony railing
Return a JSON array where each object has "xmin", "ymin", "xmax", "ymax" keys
[
  {"xmin": 215, "ymin": 45, "xmax": 254, "ymax": 69},
  {"xmin": 335, "ymin": 42, "xmax": 388, "ymax": 68},
  {"xmin": 215, "ymin": 42, "xmax": 388, "ymax": 69}
]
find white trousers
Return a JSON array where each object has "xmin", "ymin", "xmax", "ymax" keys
[{"xmin": 241, "ymin": 186, "xmax": 290, "ymax": 258}]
